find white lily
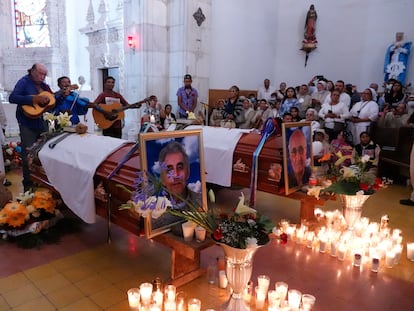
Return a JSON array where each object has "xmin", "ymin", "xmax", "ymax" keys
[
  {"xmin": 235, "ymin": 192, "xmax": 257, "ymax": 215},
  {"xmin": 360, "ymin": 154, "xmax": 370, "ymax": 163},
  {"xmin": 151, "ymin": 196, "xmax": 172, "ymax": 219},
  {"xmin": 16, "ymin": 191, "xmax": 34, "ymax": 205}
]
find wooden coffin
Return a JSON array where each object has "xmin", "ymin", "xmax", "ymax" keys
[{"xmin": 232, "ymin": 132, "xmax": 285, "ymax": 194}]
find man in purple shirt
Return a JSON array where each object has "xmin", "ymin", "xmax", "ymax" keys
[{"xmin": 176, "ymin": 74, "xmax": 198, "ymax": 118}]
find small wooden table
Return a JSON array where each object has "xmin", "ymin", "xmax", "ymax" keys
[{"xmin": 153, "ymin": 232, "xmax": 215, "ymax": 287}]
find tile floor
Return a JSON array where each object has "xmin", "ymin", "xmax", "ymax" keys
[{"xmin": 1, "ymin": 168, "xmax": 414, "ymax": 310}]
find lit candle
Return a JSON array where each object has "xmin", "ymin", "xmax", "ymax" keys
[
  {"xmin": 287, "ymin": 289, "xmax": 302, "ymax": 310},
  {"xmin": 330, "ymin": 241, "xmax": 337, "ymax": 257},
  {"xmin": 337, "ymin": 243, "xmax": 346, "ymax": 261},
  {"xmin": 385, "ymin": 250, "xmax": 395, "ymax": 268},
  {"xmin": 353, "ymin": 252, "xmax": 362, "ymax": 267},
  {"xmin": 165, "ymin": 285, "xmax": 176, "ymax": 302},
  {"xmin": 164, "ymin": 300, "xmax": 177, "ymax": 311},
  {"xmin": 176, "ymin": 292, "xmax": 186, "ymax": 311},
  {"xmin": 407, "ymin": 242, "xmax": 414, "ymax": 261},
  {"xmin": 153, "ymin": 290, "xmax": 164, "ymax": 307},
  {"xmin": 275, "ymin": 282, "xmax": 288, "ymax": 306},
  {"xmin": 267, "ymin": 290, "xmax": 280, "ymax": 308},
  {"xmin": 243, "ymin": 281, "xmax": 253, "ymax": 303},
  {"xmin": 127, "ymin": 288, "xmax": 140, "ymax": 311},
  {"xmin": 149, "ymin": 304, "xmax": 161, "ymax": 311},
  {"xmin": 255, "ymin": 286, "xmax": 266, "ymax": 310},
  {"xmin": 393, "ymin": 244, "xmax": 403, "ymax": 265},
  {"xmin": 286, "ymin": 225, "xmax": 296, "ymax": 240},
  {"xmin": 306, "ymin": 231, "xmax": 314, "ymax": 248},
  {"xmin": 257, "ymin": 274, "xmax": 270, "ymax": 292},
  {"xmin": 187, "ymin": 298, "xmax": 201, "ymax": 311},
  {"xmin": 140, "ymin": 282, "xmax": 153, "ymax": 305},
  {"xmin": 301, "ymin": 294, "xmax": 316, "ymax": 311}
]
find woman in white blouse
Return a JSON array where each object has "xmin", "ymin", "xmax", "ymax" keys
[
  {"xmin": 348, "ymin": 88, "xmax": 379, "ymax": 145},
  {"xmin": 318, "ymin": 90, "xmax": 350, "ymax": 141}
]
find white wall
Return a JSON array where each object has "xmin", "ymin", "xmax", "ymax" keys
[{"xmin": 210, "ymin": 0, "xmax": 414, "ymax": 91}]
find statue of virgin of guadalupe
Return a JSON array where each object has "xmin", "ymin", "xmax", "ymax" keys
[
  {"xmin": 304, "ymin": 4, "xmax": 317, "ymax": 43},
  {"xmin": 384, "ymin": 32, "xmax": 412, "ymax": 85}
]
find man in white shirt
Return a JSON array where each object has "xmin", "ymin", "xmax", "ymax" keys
[
  {"xmin": 324, "ymin": 80, "xmax": 351, "ymax": 109},
  {"xmin": 257, "ymin": 79, "xmax": 276, "ymax": 102}
]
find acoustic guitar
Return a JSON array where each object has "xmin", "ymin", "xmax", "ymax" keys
[
  {"xmin": 22, "ymin": 91, "xmax": 56, "ymax": 118},
  {"xmin": 93, "ymin": 98, "xmax": 150, "ymax": 129}
]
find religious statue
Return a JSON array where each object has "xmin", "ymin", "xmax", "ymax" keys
[
  {"xmin": 301, "ymin": 4, "xmax": 318, "ymax": 67},
  {"xmin": 384, "ymin": 32, "xmax": 412, "ymax": 84},
  {"xmin": 304, "ymin": 4, "xmax": 317, "ymax": 43}
]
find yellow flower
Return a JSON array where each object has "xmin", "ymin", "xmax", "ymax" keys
[{"xmin": 234, "ymin": 192, "xmax": 257, "ymax": 215}]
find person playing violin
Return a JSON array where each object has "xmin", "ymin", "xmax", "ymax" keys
[
  {"xmin": 54, "ymin": 76, "xmax": 89, "ymax": 125},
  {"xmin": 92, "ymin": 76, "xmax": 129, "ymax": 138},
  {"xmin": 9, "ymin": 63, "xmax": 54, "ymax": 191}
]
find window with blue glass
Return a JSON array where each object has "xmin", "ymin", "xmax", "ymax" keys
[{"xmin": 14, "ymin": 0, "xmax": 51, "ymax": 48}]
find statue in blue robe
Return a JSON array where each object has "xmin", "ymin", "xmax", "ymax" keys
[{"xmin": 384, "ymin": 32, "xmax": 412, "ymax": 85}]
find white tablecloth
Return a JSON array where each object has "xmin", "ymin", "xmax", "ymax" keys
[
  {"xmin": 38, "ymin": 133, "xmax": 127, "ymax": 223},
  {"xmin": 186, "ymin": 126, "xmax": 252, "ymax": 186}
]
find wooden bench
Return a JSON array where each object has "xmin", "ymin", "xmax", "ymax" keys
[{"xmin": 377, "ymin": 126, "xmax": 414, "ymax": 180}]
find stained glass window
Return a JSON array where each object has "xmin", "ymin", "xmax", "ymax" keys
[{"xmin": 14, "ymin": 0, "xmax": 51, "ymax": 48}]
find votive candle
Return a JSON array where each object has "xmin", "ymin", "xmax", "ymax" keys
[
  {"xmin": 407, "ymin": 242, "xmax": 414, "ymax": 261},
  {"xmin": 140, "ymin": 282, "xmax": 153, "ymax": 305},
  {"xmin": 385, "ymin": 250, "xmax": 395, "ymax": 268},
  {"xmin": 187, "ymin": 298, "xmax": 201, "ymax": 311},
  {"xmin": 255, "ymin": 286, "xmax": 266, "ymax": 310},
  {"xmin": 165, "ymin": 284, "xmax": 176, "ymax": 302},
  {"xmin": 127, "ymin": 288, "xmax": 140, "ymax": 311},
  {"xmin": 288, "ymin": 289, "xmax": 302, "ymax": 310},
  {"xmin": 257, "ymin": 274, "xmax": 270, "ymax": 292}
]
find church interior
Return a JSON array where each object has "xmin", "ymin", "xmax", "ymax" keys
[{"xmin": 1, "ymin": 0, "xmax": 414, "ymax": 310}]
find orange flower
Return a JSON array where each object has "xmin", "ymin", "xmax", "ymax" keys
[
  {"xmin": 7, "ymin": 212, "xmax": 27, "ymax": 227},
  {"xmin": 318, "ymin": 153, "xmax": 331, "ymax": 163},
  {"xmin": 3, "ymin": 202, "xmax": 28, "ymax": 216}
]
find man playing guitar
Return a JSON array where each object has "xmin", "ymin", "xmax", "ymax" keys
[
  {"xmin": 92, "ymin": 76, "xmax": 129, "ymax": 138},
  {"xmin": 9, "ymin": 63, "xmax": 54, "ymax": 191}
]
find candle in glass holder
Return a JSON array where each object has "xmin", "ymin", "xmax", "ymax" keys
[
  {"xmin": 286, "ymin": 225, "xmax": 296, "ymax": 240},
  {"xmin": 337, "ymin": 243, "xmax": 346, "ymax": 261},
  {"xmin": 275, "ymin": 282, "xmax": 288, "ymax": 306},
  {"xmin": 407, "ymin": 242, "xmax": 414, "ymax": 261},
  {"xmin": 353, "ymin": 252, "xmax": 362, "ymax": 267},
  {"xmin": 330, "ymin": 241, "xmax": 337, "ymax": 257},
  {"xmin": 140, "ymin": 282, "xmax": 153, "ymax": 305},
  {"xmin": 287, "ymin": 289, "xmax": 302, "ymax": 310},
  {"xmin": 164, "ymin": 300, "xmax": 177, "ymax": 311},
  {"xmin": 385, "ymin": 250, "xmax": 395, "ymax": 268},
  {"xmin": 371, "ymin": 257, "xmax": 380, "ymax": 273},
  {"xmin": 176, "ymin": 292, "xmax": 187, "ymax": 311},
  {"xmin": 153, "ymin": 289, "xmax": 164, "ymax": 307},
  {"xmin": 149, "ymin": 304, "xmax": 161, "ymax": 311},
  {"xmin": 301, "ymin": 294, "xmax": 316, "ymax": 311},
  {"xmin": 255, "ymin": 286, "xmax": 266, "ymax": 310},
  {"xmin": 319, "ymin": 236, "xmax": 327, "ymax": 253},
  {"xmin": 257, "ymin": 274, "xmax": 270, "ymax": 292},
  {"xmin": 306, "ymin": 231, "xmax": 314, "ymax": 248},
  {"xmin": 127, "ymin": 288, "xmax": 140, "ymax": 311},
  {"xmin": 187, "ymin": 298, "xmax": 201, "ymax": 311},
  {"xmin": 393, "ymin": 244, "xmax": 403, "ymax": 265},
  {"xmin": 165, "ymin": 284, "xmax": 176, "ymax": 302},
  {"xmin": 267, "ymin": 290, "xmax": 280, "ymax": 308}
]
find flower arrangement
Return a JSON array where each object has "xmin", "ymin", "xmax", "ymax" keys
[
  {"xmin": 119, "ymin": 167, "xmax": 275, "ymax": 249},
  {"xmin": 0, "ymin": 188, "xmax": 60, "ymax": 229},
  {"xmin": 310, "ymin": 152, "xmax": 387, "ymax": 197},
  {"xmin": 43, "ymin": 112, "xmax": 72, "ymax": 132}
]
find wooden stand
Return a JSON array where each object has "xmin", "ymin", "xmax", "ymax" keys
[
  {"xmin": 153, "ymin": 232, "xmax": 214, "ymax": 287},
  {"xmin": 288, "ymin": 191, "xmax": 327, "ymax": 222}
]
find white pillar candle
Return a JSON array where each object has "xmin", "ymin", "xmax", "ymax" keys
[
  {"xmin": 301, "ymin": 294, "xmax": 316, "ymax": 311},
  {"xmin": 267, "ymin": 290, "xmax": 280, "ymax": 308},
  {"xmin": 407, "ymin": 243, "xmax": 414, "ymax": 261},
  {"xmin": 127, "ymin": 288, "xmax": 140, "ymax": 311}
]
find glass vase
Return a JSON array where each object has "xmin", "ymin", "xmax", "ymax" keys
[
  {"xmin": 339, "ymin": 194, "xmax": 371, "ymax": 231},
  {"xmin": 219, "ymin": 243, "xmax": 263, "ymax": 311}
]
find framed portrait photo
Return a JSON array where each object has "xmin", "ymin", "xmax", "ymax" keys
[
  {"xmin": 139, "ymin": 129, "xmax": 207, "ymax": 238},
  {"xmin": 282, "ymin": 122, "xmax": 313, "ymax": 195}
]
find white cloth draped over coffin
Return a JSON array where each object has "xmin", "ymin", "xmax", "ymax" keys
[
  {"xmin": 186, "ymin": 126, "xmax": 253, "ymax": 187},
  {"xmin": 38, "ymin": 133, "xmax": 127, "ymax": 223}
]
